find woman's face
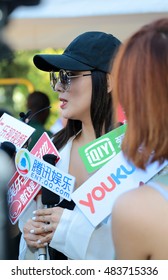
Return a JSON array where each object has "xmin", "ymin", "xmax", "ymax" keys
[{"xmin": 55, "ymin": 70, "xmax": 92, "ymax": 122}]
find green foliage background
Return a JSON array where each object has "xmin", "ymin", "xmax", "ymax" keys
[{"xmin": 0, "ymin": 48, "xmax": 64, "ymax": 130}]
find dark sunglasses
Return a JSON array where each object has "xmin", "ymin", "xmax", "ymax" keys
[{"xmin": 50, "ymin": 69, "xmax": 91, "ymax": 91}]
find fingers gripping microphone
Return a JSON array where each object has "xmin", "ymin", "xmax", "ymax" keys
[
  {"xmin": 42, "ymin": 154, "xmax": 75, "ymax": 260},
  {"xmin": 42, "ymin": 154, "xmax": 60, "ymax": 260},
  {"xmin": 36, "ymin": 153, "xmax": 56, "ymax": 261},
  {"xmin": 36, "ymin": 154, "xmax": 58, "ymax": 260},
  {"xmin": 36, "ymin": 154, "xmax": 56, "ymax": 261}
]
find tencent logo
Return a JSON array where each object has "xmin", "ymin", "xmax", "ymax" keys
[{"xmin": 15, "ymin": 149, "xmax": 31, "ymax": 175}]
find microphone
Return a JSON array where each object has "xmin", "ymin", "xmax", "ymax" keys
[
  {"xmin": 0, "ymin": 149, "xmax": 15, "ymax": 259},
  {"xmin": 19, "ymin": 106, "xmax": 51, "ymax": 124},
  {"xmin": 36, "ymin": 194, "xmax": 47, "ymax": 260},
  {"xmin": 42, "ymin": 154, "xmax": 69, "ymax": 260},
  {"xmin": 42, "ymin": 154, "xmax": 75, "ymax": 209},
  {"xmin": 36, "ymin": 154, "xmax": 58, "ymax": 260},
  {"xmin": 27, "ymin": 106, "xmax": 51, "ymax": 124},
  {"xmin": 42, "ymin": 154, "xmax": 60, "ymax": 206},
  {"xmin": 19, "ymin": 106, "xmax": 51, "ymax": 149},
  {"xmin": 0, "ymin": 141, "xmax": 16, "ymax": 159},
  {"xmin": 19, "ymin": 110, "xmax": 32, "ymax": 123}
]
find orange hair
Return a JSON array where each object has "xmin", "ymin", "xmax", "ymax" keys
[{"xmin": 112, "ymin": 18, "xmax": 168, "ymax": 169}]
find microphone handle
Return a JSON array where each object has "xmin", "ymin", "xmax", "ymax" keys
[
  {"xmin": 36, "ymin": 194, "xmax": 47, "ymax": 260},
  {"xmin": 42, "ymin": 154, "xmax": 60, "ymax": 206},
  {"xmin": 38, "ymin": 248, "xmax": 47, "ymax": 260}
]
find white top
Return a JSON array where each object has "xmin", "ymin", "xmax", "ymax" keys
[{"xmin": 18, "ymin": 135, "xmax": 115, "ymax": 260}]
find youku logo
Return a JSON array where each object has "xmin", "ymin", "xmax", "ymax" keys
[
  {"xmin": 85, "ymin": 138, "xmax": 116, "ymax": 167},
  {"xmin": 15, "ymin": 149, "xmax": 31, "ymax": 175},
  {"xmin": 79, "ymin": 162, "xmax": 136, "ymax": 214}
]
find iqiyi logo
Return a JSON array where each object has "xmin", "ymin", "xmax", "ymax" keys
[
  {"xmin": 79, "ymin": 124, "xmax": 127, "ymax": 173},
  {"xmin": 85, "ymin": 138, "xmax": 116, "ymax": 167}
]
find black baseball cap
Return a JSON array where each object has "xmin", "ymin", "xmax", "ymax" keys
[{"xmin": 33, "ymin": 31, "xmax": 121, "ymax": 73}]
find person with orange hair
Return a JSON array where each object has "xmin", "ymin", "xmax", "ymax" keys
[{"xmin": 111, "ymin": 18, "xmax": 168, "ymax": 260}]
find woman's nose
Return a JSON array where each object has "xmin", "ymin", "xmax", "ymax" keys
[{"xmin": 54, "ymin": 81, "xmax": 64, "ymax": 92}]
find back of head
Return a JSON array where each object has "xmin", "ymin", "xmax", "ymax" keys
[
  {"xmin": 27, "ymin": 91, "xmax": 50, "ymax": 125},
  {"xmin": 113, "ymin": 18, "xmax": 168, "ymax": 169}
]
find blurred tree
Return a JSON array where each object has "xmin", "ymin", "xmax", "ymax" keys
[{"xmin": 0, "ymin": 48, "xmax": 63, "ymax": 130}]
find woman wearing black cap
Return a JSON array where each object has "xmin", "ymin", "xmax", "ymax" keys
[{"xmin": 18, "ymin": 31, "xmax": 121, "ymax": 260}]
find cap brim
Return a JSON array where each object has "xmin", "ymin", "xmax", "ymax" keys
[{"xmin": 33, "ymin": 54, "xmax": 94, "ymax": 72}]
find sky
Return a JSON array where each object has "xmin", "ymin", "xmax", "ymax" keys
[{"xmin": 11, "ymin": 0, "xmax": 168, "ymax": 19}]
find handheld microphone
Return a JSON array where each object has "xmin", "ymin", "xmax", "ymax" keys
[
  {"xmin": 36, "ymin": 194, "xmax": 47, "ymax": 260},
  {"xmin": 42, "ymin": 153, "xmax": 75, "ymax": 260},
  {"xmin": 0, "ymin": 141, "xmax": 16, "ymax": 159},
  {"xmin": 42, "ymin": 153, "xmax": 75, "ymax": 209},
  {"xmin": 42, "ymin": 154, "xmax": 60, "ymax": 206},
  {"xmin": 36, "ymin": 154, "xmax": 58, "ymax": 260},
  {"xmin": 0, "ymin": 149, "xmax": 15, "ymax": 259}
]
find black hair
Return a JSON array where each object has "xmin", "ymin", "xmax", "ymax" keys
[
  {"xmin": 52, "ymin": 70, "xmax": 113, "ymax": 150},
  {"xmin": 91, "ymin": 70, "xmax": 113, "ymax": 137}
]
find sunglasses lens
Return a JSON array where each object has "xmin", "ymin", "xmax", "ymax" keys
[
  {"xmin": 59, "ymin": 70, "xmax": 69, "ymax": 85},
  {"xmin": 50, "ymin": 70, "xmax": 71, "ymax": 92},
  {"xmin": 50, "ymin": 72, "xmax": 57, "ymax": 91}
]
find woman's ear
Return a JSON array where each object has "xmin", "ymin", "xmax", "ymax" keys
[{"xmin": 107, "ymin": 73, "xmax": 113, "ymax": 93}]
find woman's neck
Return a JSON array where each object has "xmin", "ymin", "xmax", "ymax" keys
[{"xmin": 76, "ymin": 123, "xmax": 96, "ymax": 146}]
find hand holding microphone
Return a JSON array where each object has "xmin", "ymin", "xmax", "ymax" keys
[
  {"xmin": 27, "ymin": 153, "xmax": 75, "ymax": 259},
  {"xmin": 36, "ymin": 154, "xmax": 58, "ymax": 260},
  {"xmin": 40, "ymin": 154, "xmax": 75, "ymax": 259}
]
